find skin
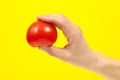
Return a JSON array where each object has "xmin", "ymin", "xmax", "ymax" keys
[{"xmin": 37, "ymin": 14, "xmax": 120, "ymax": 80}]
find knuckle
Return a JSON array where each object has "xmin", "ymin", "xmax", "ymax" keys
[
  {"xmin": 73, "ymin": 28, "xmax": 82, "ymax": 35},
  {"xmin": 75, "ymin": 26, "xmax": 82, "ymax": 34},
  {"xmin": 53, "ymin": 14, "xmax": 66, "ymax": 19},
  {"xmin": 58, "ymin": 14, "xmax": 66, "ymax": 20},
  {"xmin": 73, "ymin": 31, "xmax": 83, "ymax": 40},
  {"xmin": 55, "ymin": 19, "xmax": 65, "ymax": 25},
  {"xmin": 56, "ymin": 15, "xmax": 67, "ymax": 24},
  {"xmin": 59, "ymin": 14, "xmax": 66, "ymax": 18}
]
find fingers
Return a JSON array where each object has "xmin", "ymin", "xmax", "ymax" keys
[
  {"xmin": 40, "ymin": 46, "xmax": 71, "ymax": 61},
  {"xmin": 37, "ymin": 14, "xmax": 81, "ymax": 42},
  {"xmin": 37, "ymin": 14, "xmax": 71, "ymax": 31}
]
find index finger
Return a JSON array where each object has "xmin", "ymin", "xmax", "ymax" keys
[{"xmin": 37, "ymin": 14, "xmax": 81, "ymax": 42}]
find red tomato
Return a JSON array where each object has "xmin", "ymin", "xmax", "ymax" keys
[{"xmin": 26, "ymin": 20, "xmax": 57, "ymax": 47}]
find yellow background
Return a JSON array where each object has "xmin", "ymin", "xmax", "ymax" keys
[{"xmin": 0, "ymin": 0, "xmax": 120, "ymax": 80}]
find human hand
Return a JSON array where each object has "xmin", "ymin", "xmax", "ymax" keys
[
  {"xmin": 37, "ymin": 15, "xmax": 120, "ymax": 80},
  {"xmin": 37, "ymin": 14, "xmax": 101, "ymax": 70}
]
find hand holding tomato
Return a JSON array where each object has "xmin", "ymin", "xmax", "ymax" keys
[
  {"xmin": 36, "ymin": 15, "xmax": 99, "ymax": 70},
  {"xmin": 26, "ymin": 20, "xmax": 57, "ymax": 47},
  {"xmin": 26, "ymin": 14, "xmax": 98, "ymax": 72}
]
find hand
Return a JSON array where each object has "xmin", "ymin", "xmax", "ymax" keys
[
  {"xmin": 37, "ymin": 15, "xmax": 120, "ymax": 80},
  {"xmin": 37, "ymin": 14, "xmax": 101, "ymax": 69}
]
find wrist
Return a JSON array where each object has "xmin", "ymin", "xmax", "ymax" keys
[
  {"xmin": 70, "ymin": 50, "xmax": 108, "ymax": 70},
  {"xmin": 91, "ymin": 52, "xmax": 120, "ymax": 80},
  {"xmin": 84, "ymin": 51, "xmax": 109, "ymax": 71}
]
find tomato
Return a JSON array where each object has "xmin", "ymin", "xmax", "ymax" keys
[{"xmin": 26, "ymin": 20, "xmax": 57, "ymax": 47}]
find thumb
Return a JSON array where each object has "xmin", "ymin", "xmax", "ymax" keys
[{"xmin": 40, "ymin": 46, "xmax": 70, "ymax": 61}]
